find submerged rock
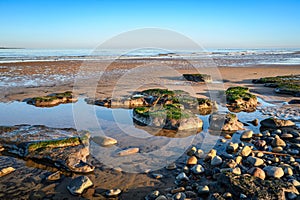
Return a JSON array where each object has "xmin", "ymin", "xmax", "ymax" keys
[
  {"xmin": 210, "ymin": 113, "xmax": 244, "ymax": 131},
  {"xmin": 260, "ymin": 117, "xmax": 295, "ymax": 129},
  {"xmin": 67, "ymin": 176, "xmax": 93, "ymax": 195},
  {"xmin": 0, "ymin": 125, "xmax": 94, "ymax": 173}
]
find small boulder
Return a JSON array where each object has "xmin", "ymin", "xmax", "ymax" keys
[
  {"xmin": 211, "ymin": 156, "xmax": 223, "ymax": 166},
  {"xmin": 271, "ymin": 135, "xmax": 286, "ymax": 147},
  {"xmin": 249, "ymin": 167, "xmax": 266, "ymax": 180},
  {"xmin": 240, "ymin": 146, "xmax": 252, "ymax": 157},
  {"xmin": 263, "ymin": 166, "xmax": 284, "ymax": 178},
  {"xmin": 241, "ymin": 130, "xmax": 253, "ymax": 140},
  {"xmin": 247, "ymin": 156, "xmax": 264, "ymax": 167},
  {"xmin": 67, "ymin": 176, "xmax": 93, "ymax": 195}
]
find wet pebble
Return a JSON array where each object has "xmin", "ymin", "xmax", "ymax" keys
[
  {"xmin": 67, "ymin": 176, "xmax": 93, "ymax": 195},
  {"xmin": 172, "ymin": 192, "xmax": 186, "ymax": 200},
  {"xmin": 106, "ymin": 188, "xmax": 121, "ymax": 197},
  {"xmin": 263, "ymin": 166, "xmax": 284, "ymax": 178},
  {"xmin": 186, "ymin": 156, "xmax": 197, "ymax": 165},
  {"xmin": 211, "ymin": 156, "xmax": 223, "ymax": 166},
  {"xmin": 191, "ymin": 164, "xmax": 205, "ymax": 174},
  {"xmin": 198, "ymin": 185, "xmax": 209, "ymax": 195},
  {"xmin": 247, "ymin": 156, "xmax": 264, "ymax": 166},
  {"xmin": 241, "ymin": 130, "xmax": 253, "ymax": 140}
]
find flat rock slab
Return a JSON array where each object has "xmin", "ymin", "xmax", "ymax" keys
[{"xmin": 0, "ymin": 125, "xmax": 94, "ymax": 173}]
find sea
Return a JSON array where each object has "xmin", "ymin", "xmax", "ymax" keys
[{"xmin": 0, "ymin": 48, "xmax": 300, "ymax": 66}]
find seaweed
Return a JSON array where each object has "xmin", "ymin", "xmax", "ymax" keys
[
  {"xmin": 27, "ymin": 137, "xmax": 82, "ymax": 152},
  {"xmin": 225, "ymin": 86, "xmax": 256, "ymax": 102}
]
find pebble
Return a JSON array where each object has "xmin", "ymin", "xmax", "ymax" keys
[
  {"xmin": 235, "ymin": 156, "xmax": 243, "ymax": 164},
  {"xmin": 247, "ymin": 156, "xmax": 264, "ymax": 166},
  {"xmin": 172, "ymin": 192, "xmax": 186, "ymax": 200},
  {"xmin": 251, "ymin": 119, "xmax": 259, "ymax": 126},
  {"xmin": 274, "ymin": 129, "xmax": 282, "ymax": 134},
  {"xmin": 186, "ymin": 146, "xmax": 197, "ymax": 156},
  {"xmin": 0, "ymin": 167, "xmax": 15, "ymax": 177},
  {"xmin": 166, "ymin": 163, "xmax": 177, "ymax": 170},
  {"xmin": 118, "ymin": 148, "xmax": 139, "ymax": 156},
  {"xmin": 106, "ymin": 188, "xmax": 121, "ymax": 197},
  {"xmin": 287, "ymin": 192, "xmax": 297, "ymax": 199},
  {"xmin": 46, "ymin": 171, "xmax": 61, "ymax": 181},
  {"xmin": 232, "ymin": 167, "xmax": 241, "ymax": 175},
  {"xmin": 194, "ymin": 149, "xmax": 204, "ymax": 158},
  {"xmin": 170, "ymin": 187, "xmax": 185, "ymax": 194},
  {"xmin": 187, "ymin": 156, "xmax": 198, "ymax": 165},
  {"xmin": 224, "ymin": 134, "xmax": 232, "ymax": 139},
  {"xmin": 67, "ymin": 176, "xmax": 93, "ymax": 195},
  {"xmin": 176, "ymin": 172, "xmax": 189, "ymax": 181},
  {"xmin": 198, "ymin": 185, "xmax": 209, "ymax": 195},
  {"xmin": 240, "ymin": 194, "xmax": 247, "ymax": 199},
  {"xmin": 227, "ymin": 142, "xmax": 239, "ymax": 152},
  {"xmin": 191, "ymin": 164, "xmax": 205, "ymax": 174},
  {"xmin": 145, "ymin": 190, "xmax": 160, "ymax": 200},
  {"xmin": 240, "ymin": 146, "xmax": 252, "ymax": 157},
  {"xmin": 183, "ymin": 166, "xmax": 189, "ymax": 174},
  {"xmin": 220, "ymin": 139, "xmax": 227, "ymax": 143},
  {"xmin": 281, "ymin": 133, "xmax": 293, "ymax": 139},
  {"xmin": 226, "ymin": 159, "xmax": 237, "ymax": 168},
  {"xmin": 211, "ymin": 156, "xmax": 223, "ymax": 166},
  {"xmin": 284, "ymin": 167, "xmax": 293, "ymax": 176},
  {"xmin": 152, "ymin": 173, "xmax": 163, "ymax": 179},
  {"xmin": 249, "ymin": 167, "xmax": 266, "ymax": 180},
  {"xmin": 263, "ymin": 166, "xmax": 284, "ymax": 178},
  {"xmin": 256, "ymin": 152, "xmax": 264, "ymax": 157},
  {"xmin": 155, "ymin": 195, "xmax": 168, "ymax": 200},
  {"xmin": 271, "ymin": 135, "xmax": 286, "ymax": 147},
  {"xmin": 254, "ymin": 140, "xmax": 266, "ymax": 148},
  {"xmin": 205, "ymin": 149, "xmax": 217, "ymax": 161},
  {"xmin": 291, "ymin": 179, "xmax": 300, "ymax": 187},
  {"xmin": 272, "ymin": 147, "xmax": 283, "ymax": 153},
  {"xmin": 241, "ymin": 130, "xmax": 253, "ymax": 140},
  {"xmin": 223, "ymin": 192, "xmax": 232, "ymax": 198},
  {"xmin": 92, "ymin": 136, "xmax": 117, "ymax": 146}
]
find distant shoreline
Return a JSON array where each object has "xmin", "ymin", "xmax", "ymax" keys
[{"xmin": 0, "ymin": 47, "xmax": 25, "ymax": 49}]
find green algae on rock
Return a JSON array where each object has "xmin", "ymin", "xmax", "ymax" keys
[
  {"xmin": 183, "ymin": 73, "xmax": 212, "ymax": 83},
  {"xmin": 225, "ymin": 86, "xmax": 257, "ymax": 112},
  {"xmin": 26, "ymin": 91, "xmax": 77, "ymax": 107}
]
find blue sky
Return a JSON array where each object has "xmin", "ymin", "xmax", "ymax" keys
[{"xmin": 0, "ymin": 0, "xmax": 300, "ymax": 48}]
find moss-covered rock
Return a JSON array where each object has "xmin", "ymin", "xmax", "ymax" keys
[
  {"xmin": 26, "ymin": 91, "xmax": 77, "ymax": 107},
  {"xmin": 225, "ymin": 86, "xmax": 257, "ymax": 112},
  {"xmin": 183, "ymin": 73, "xmax": 212, "ymax": 83},
  {"xmin": 0, "ymin": 125, "xmax": 94, "ymax": 173},
  {"xmin": 253, "ymin": 75, "xmax": 300, "ymax": 96}
]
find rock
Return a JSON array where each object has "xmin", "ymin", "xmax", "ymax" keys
[
  {"xmin": 272, "ymin": 146, "xmax": 283, "ymax": 153},
  {"xmin": 226, "ymin": 159, "xmax": 237, "ymax": 169},
  {"xmin": 281, "ymin": 133, "xmax": 293, "ymax": 139},
  {"xmin": 247, "ymin": 156, "xmax": 264, "ymax": 166},
  {"xmin": 254, "ymin": 140, "xmax": 266, "ymax": 149},
  {"xmin": 249, "ymin": 167, "xmax": 266, "ymax": 180},
  {"xmin": 152, "ymin": 173, "xmax": 163, "ymax": 179},
  {"xmin": 205, "ymin": 149, "xmax": 217, "ymax": 161},
  {"xmin": 187, "ymin": 156, "xmax": 197, "ymax": 165},
  {"xmin": 172, "ymin": 192, "xmax": 186, "ymax": 200},
  {"xmin": 241, "ymin": 130, "xmax": 253, "ymax": 140},
  {"xmin": 291, "ymin": 179, "xmax": 300, "ymax": 187},
  {"xmin": 240, "ymin": 194, "xmax": 247, "ymax": 199},
  {"xmin": 289, "ymin": 99, "xmax": 300, "ymax": 104},
  {"xmin": 260, "ymin": 118, "xmax": 295, "ymax": 129},
  {"xmin": 106, "ymin": 188, "xmax": 121, "ymax": 197},
  {"xmin": 232, "ymin": 167, "xmax": 241, "ymax": 175},
  {"xmin": 170, "ymin": 187, "xmax": 185, "ymax": 194},
  {"xmin": 223, "ymin": 192, "xmax": 232, "ymax": 198},
  {"xmin": 191, "ymin": 164, "xmax": 205, "ymax": 174},
  {"xmin": 91, "ymin": 136, "xmax": 117, "ymax": 146},
  {"xmin": 145, "ymin": 190, "xmax": 160, "ymax": 200},
  {"xmin": 0, "ymin": 125, "xmax": 94, "ymax": 173},
  {"xmin": 198, "ymin": 185, "xmax": 209, "ymax": 195},
  {"xmin": 224, "ymin": 134, "xmax": 232, "ymax": 139},
  {"xmin": 118, "ymin": 148, "xmax": 139, "ymax": 156},
  {"xmin": 240, "ymin": 146, "xmax": 252, "ymax": 157},
  {"xmin": 166, "ymin": 163, "xmax": 177, "ymax": 170},
  {"xmin": 183, "ymin": 73, "xmax": 212, "ymax": 83},
  {"xmin": 211, "ymin": 156, "xmax": 223, "ymax": 166},
  {"xmin": 176, "ymin": 172, "xmax": 189, "ymax": 181},
  {"xmin": 155, "ymin": 195, "xmax": 168, "ymax": 200},
  {"xmin": 186, "ymin": 146, "xmax": 197, "ymax": 156},
  {"xmin": 251, "ymin": 119, "xmax": 259, "ymax": 126},
  {"xmin": 263, "ymin": 166, "xmax": 284, "ymax": 178},
  {"xmin": 46, "ymin": 171, "xmax": 61, "ymax": 181},
  {"xmin": 225, "ymin": 86, "xmax": 258, "ymax": 112},
  {"xmin": 218, "ymin": 173, "xmax": 299, "ymax": 199},
  {"xmin": 194, "ymin": 149, "xmax": 204, "ymax": 158},
  {"xmin": 271, "ymin": 135, "xmax": 286, "ymax": 147},
  {"xmin": 209, "ymin": 113, "xmax": 244, "ymax": 131},
  {"xmin": 0, "ymin": 166, "xmax": 15, "ymax": 177},
  {"xmin": 227, "ymin": 142, "xmax": 239, "ymax": 152},
  {"xmin": 67, "ymin": 176, "xmax": 93, "ymax": 195},
  {"xmin": 287, "ymin": 192, "xmax": 297, "ymax": 199},
  {"xmin": 235, "ymin": 156, "xmax": 243, "ymax": 164},
  {"xmin": 26, "ymin": 91, "xmax": 77, "ymax": 107}
]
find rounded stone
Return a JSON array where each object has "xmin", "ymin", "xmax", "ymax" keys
[
  {"xmin": 227, "ymin": 142, "xmax": 239, "ymax": 152},
  {"xmin": 198, "ymin": 185, "xmax": 209, "ymax": 195},
  {"xmin": 241, "ymin": 130, "xmax": 253, "ymax": 140},
  {"xmin": 106, "ymin": 188, "xmax": 121, "ymax": 197},
  {"xmin": 249, "ymin": 167, "xmax": 265, "ymax": 180},
  {"xmin": 172, "ymin": 192, "xmax": 186, "ymax": 200},
  {"xmin": 194, "ymin": 149, "xmax": 204, "ymax": 159},
  {"xmin": 211, "ymin": 156, "xmax": 223, "ymax": 166},
  {"xmin": 187, "ymin": 156, "xmax": 198, "ymax": 165},
  {"xmin": 191, "ymin": 164, "xmax": 205, "ymax": 174},
  {"xmin": 247, "ymin": 156, "xmax": 264, "ymax": 166},
  {"xmin": 272, "ymin": 147, "xmax": 283, "ymax": 153},
  {"xmin": 263, "ymin": 166, "xmax": 284, "ymax": 178},
  {"xmin": 271, "ymin": 135, "xmax": 286, "ymax": 147},
  {"xmin": 241, "ymin": 146, "xmax": 252, "ymax": 157}
]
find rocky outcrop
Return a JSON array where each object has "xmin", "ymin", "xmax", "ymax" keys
[
  {"xmin": 0, "ymin": 125, "xmax": 94, "ymax": 173},
  {"xmin": 183, "ymin": 73, "xmax": 212, "ymax": 83},
  {"xmin": 253, "ymin": 75, "xmax": 300, "ymax": 97},
  {"xmin": 260, "ymin": 117, "xmax": 295, "ymax": 129},
  {"xmin": 209, "ymin": 113, "xmax": 244, "ymax": 131},
  {"xmin": 225, "ymin": 86, "xmax": 257, "ymax": 112},
  {"xmin": 218, "ymin": 173, "xmax": 299, "ymax": 199},
  {"xmin": 25, "ymin": 91, "xmax": 77, "ymax": 107}
]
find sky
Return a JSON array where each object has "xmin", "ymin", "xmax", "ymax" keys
[{"xmin": 0, "ymin": 0, "xmax": 300, "ymax": 49}]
